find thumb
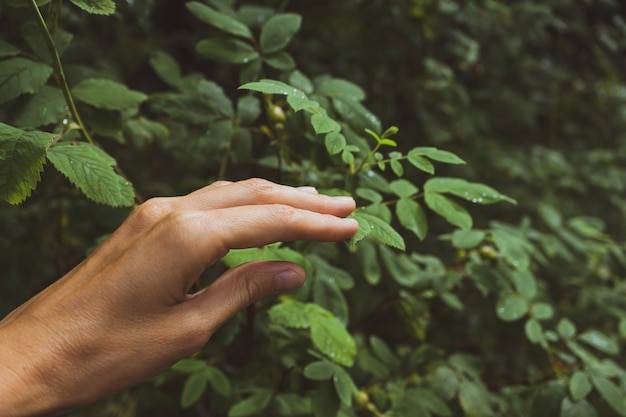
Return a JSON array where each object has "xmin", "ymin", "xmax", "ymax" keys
[{"xmin": 187, "ymin": 260, "xmax": 305, "ymax": 334}]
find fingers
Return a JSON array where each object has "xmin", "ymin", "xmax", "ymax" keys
[
  {"xmin": 179, "ymin": 178, "xmax": 355, "ymax": 218},
  {"xmin": 183, "ymin": 261, "xmax": 305, "ymax": 335}
]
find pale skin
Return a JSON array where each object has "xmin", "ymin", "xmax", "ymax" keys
[{"xmin": 0, "ymin": 178, "xmax": 358, "ymax": 417}]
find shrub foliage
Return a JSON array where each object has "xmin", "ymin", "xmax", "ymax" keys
[{"xmin": 1, "ymin": 0, "xmax": 625, "ymax": 416}]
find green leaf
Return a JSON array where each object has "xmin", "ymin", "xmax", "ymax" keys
[
  {"xmin": 262, "ymin": 51, "xmax": 296, "ymax": 71},
  {"xmin": 396, "ymin": 198, "xmax": 428, "ymax": 240},
  {"xmin": 222, "ymin": 245, "xmax": 305, "ymax": 268},
  {"xmin": 557, "ymin": 319, "xmax": 577, "ymax": 339},
  {"xmin": 451, "ymin": 230, "xmax": 485, "ymax": 249},
  {"xmin": 149, "ymin": 51, "xmax": 182, "ymax": 88},
  {"xmin": 228, "ymin": 390, "xmax": 273, "ymax": 417},
  {"xmin": 356, "ymin": 187, "xmax": 382, "ymax": 204},
  {"xmin": 531, "ymin": 303, "xmax": 554, "ymax": 320},
  {"xmin": 390, "ymin": 179, "xmax": 418, "ymax": 198},
  {"xmin": 310, "ymin": 315, "xmax": 356, "ymax": 367},
  {"xmin": 354, "ymin": 211, "xmax": 405, "ymax": 250},
  {"xmin": 458, "ymin": 380, "xmax": 494, "ymax": 417},
  {"xmin": 577, "ymin": 330, "xmax": 619, "ymax": 355},
  {"xmin": 205, "ymin": 365, "xmax": 231, "ymax": 397},
  {"xmin": 304, "ymin": 361, "xmax": 335, "ymax": 381},
  {"xmin": 240, "ymin": 79, "xmax": 302, "ymax": 96},
  {"xmin": 72, "ymin": 78, "xmax": 147, "ymax": 111},
  {"xmin": 20, "ymin": 21, "xmax": 73, "ymax": 63},
  {"xmin": 491, "ymin": 229, "xmax": 531, "ymax": 270},
  {"xmin": 325, "ymin": 132, "xmax": 346, "ymax": 155},
  {"xmin": 181, "ymin": 372, "xmax": 207, "ymax": 408},
  {"xmin": 46, "ymin": 142, "xmax": 135, "ymax": 207},
  {"xmin": 424, "ymin": 177, "xmax": 516, "ymax": 205},
  {"xmin": 12, "ymin": 86, "xmax": 67, "ymax": 128},
  {"xmin": 569, "ymin": 371, "xmax": 592, "ymax": 402},
  {"xmin": 510, "ymin": 269, "xmax": 537, "ymax": 301},
  {"xmin": 407, "ymin": 154, "xmax": 435, "ymax": 174},
  {"xmin": 525, "ymin": 319, "xmax": 544, "ymax": 344},
  {"xmin": 0, "ymin": 123, "xmax": 53, "ymax": 204},
  {"xmin": 560, "ymin": 398, "xmax": 598, "ymax": 417},
  {"xmin": 171, "ymin": 358, "xmax": 206, "ymax": 373},
  {"xmin": 196, "ymin": 38, "xmax": 259, "ymax": 64},
  {"xmin": 496, "ymin": 293, "xmax": 527, "ymax": 321},
  {"xmin": 333, "ymin": 366, "xmax": 358, "ymax": 407},
  {"xmin": 237, "ymin": 96, "xmax": 261, "ymax": 125},
  {"xmin": 409, "ymin": 147, "xmax": 466, "ymax": 165},
  {"xmin": 69, "ymin": 0, "xmax": 115, "ymax": 15},
  {"xmin": 424, "ymin": 192, "xmax": 472, "ymax": 230},
  {"xmin": 311, "ymin": 113, "xmax": 340, "ymax": 134},
  {"xmin": 273, "ymin": 393, "xmax": 312, "ymax": 416},
  {"xmin": 413, "ymin": 388, "xmax": 453, "ymax": 416},
  {"xmin": 0, "ymin": 39, "xmax": 20, "ymax": 58},
  {"xmin": 0, "ymin": 58, "xmax": 52, "ymax": 104},
  {"xmin": 356, "ymin": 240, "xmax": 381, "ymax": 285},
  {"xmin": 333, "ymin": 97, "xmax": 381, "ymax": 134},
  {"xmin": 268, "ymin": 300, "xmax": 311, "ymax": 329},
  {"xmin": 313, "ymin": 276, "xmax": 349, "ymax": 324},
  {"xmin": 186, "ymin": 2, "xmax": 252, "ymax": 39},
  {"xmin": 260, "ymin": 13, "xmax": 302, "ymax": 53},
  {"xmin": 590, "ymin": 376, "xmax": 626, "ymax": 416},
  {"xmin": 370, "ymin": 336, "xmax": 400, "ymax": 370},
  {"xmin": 317, "ymin": 78, "xmax": 366, "ymax": 101}
]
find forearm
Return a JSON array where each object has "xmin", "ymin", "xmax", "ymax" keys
[{"xmin": 0, "ymin": 322, "xmax": 67, "ymax": 417}]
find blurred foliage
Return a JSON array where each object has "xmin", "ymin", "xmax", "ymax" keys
[{"xmin": 1, "ymin": 0, "xmax": 625, "ymax": 416}]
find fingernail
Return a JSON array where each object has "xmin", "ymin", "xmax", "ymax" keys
[
  {"xmin": 297, "ymin": 186, "xmax": 318, "ymax": 194},
  {"xmin": 274, "ymin": 270, "xmax": 304, "ymax": 293}
]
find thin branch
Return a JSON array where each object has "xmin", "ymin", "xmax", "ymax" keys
[{"xmin": 27, "ymin": 0, "xmax": 94, "ymax": 145}]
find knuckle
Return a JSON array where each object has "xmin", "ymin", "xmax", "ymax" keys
[
  {"xmin": 131, "ymin": 197, "xmax": 173, "ymax": 225},
  {"xmin": 243, "ymin": 178, "xmax": 277, "ymax": 197},
  {"xmin": 240, "ymin": 276, "xmax": 263, "ymax": 304}
]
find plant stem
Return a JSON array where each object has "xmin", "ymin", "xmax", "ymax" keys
[
  {"xmin": 27, "ymin": 0, "xmax": 94, "ymax": 145},
  {"xmin": 354, "ymin": 142, "xmax": 382, "ymax": 175}
]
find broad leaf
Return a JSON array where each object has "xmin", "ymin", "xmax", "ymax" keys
[
  {"xmin": 311, "ymin": 113, "xmax": 339, "ymax": 134},
  {"xmin": 354, "ymin": 211, "xmax": 405, "ymax": 250},
  {"xmin": 409, "ymin": 147, "xmax": 466, "ymax": 165},
  {"xmin": 0, "ymin": 58, "xmax": 52, "ymax": 104},
  {"xmin": 425, "ymin": 177, "xmax": 516, "ymax": 204},
  {"xmin": 496, "ymin": 293, "xmax": 527, "ymax": 321},
  {"xmin": 70, "ymin": 0, "xmax": 115, "ymax": 15},
  {"xmin": 260, "ymin": 13, "xmax": 302, "ymax": 53},
  {"xmin": 310, "ymin": 315, "xmax": 356, "ymax": 367},
  {"xmin": 149, "ymin": 51, "xmax": 182, "ymax": 88},
  {"xmin": 325, "ymin": 132, "xmax": 346, "ymax": 155},
  {"xmin": 317, "ymin": 78, "xmax": 366, "ymax": 101},
  {"xmin": 396, "ymin": 198, "xmax": 428, "ymax": 240},
  {"xmin": 569, "ymin": 371, "xmax": 592, "ymax": 402},
  {"xmin": 72, "ymin": 78, "xmax": 147, "ymax": 111},
  {"xmin": 0, "ymin": 39, "xmax": 20, "ymax": 58},
  {"xmin": 204, "ymin": 366, "xmax": 231, "ymax": 397},
  {"xmin": 577, "ymin": 330, "xmax": 619, "ymax": 355},
  {"xmin": 262, "ymin": 51, "xmax": 296, "ymax": 71},
  {"xmin": 451, "ymin": 230, "xmax": 485, "ymax": 249},
  {"xmin": 268, "ymin": 300, "xmax": 311, "ymax": 329},
  {"xmin": 181, "ymin": 373, "xmax": 207, "ymax": 408},
  {"xmin": 390, "ymin": 179, "xmax": 418, "ymax": 197},
  {"xmin": 228, "ymin": 390, "xmax": 273, "ymax": 417},
  {"xmin": 0, "ymin": 123, "xmax": 54, "ymax": 204},
  {"xmin": 304, "ymin": 361, "xmax": 335, "ymax": 381},
  {"xmin": 333, "ymin": 97, "xmax": 381, "ymax": 135},
  {"xmin": 46, "ymin": 142, "xmax": 135, "ymax": 207},
  {"xmin": 560, "ymin": 398, "xmax": 598, "ymax": 417},
  {"xmin": 424, "ymin": 192, "xmax": 472, "ymax": 230},
  {"xmin": 333, "ymin": 366, "xmax": 358, "ymax": 406},
  {"xmin": 590, "ymin": 376, "xmax": 626, "ymax": 416},
  {"xmin": 186, "ymin": 2, "xmax": 252, "ymax": 39},
  {"xmin": 12, "ymin": 86, "xmax": 67, "ymax": 128},
  {"xmin": 196, "ymin": 38, "xmax": 259, "ymax": 64}
]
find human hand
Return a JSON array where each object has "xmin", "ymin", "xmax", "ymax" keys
[{"xmin": 0, "ymin": 178, "xmax": 357, "ymax": 417}]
